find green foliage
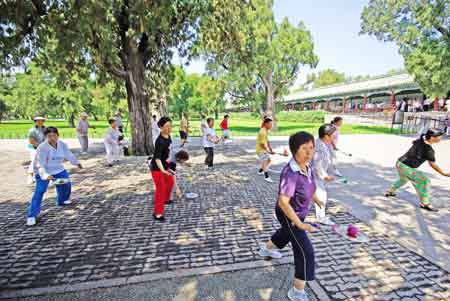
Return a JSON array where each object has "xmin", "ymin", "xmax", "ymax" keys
[
  {"xmin": 198, "ymin": 0, "xmax": 318, "ymax": 122},
  {"xmin": 361, "ymin": 0, "xmax": 450, "ymax": 97},
  {"xmin": 168, "ymin": 67, "xmax": 225, "ymax": 118}
]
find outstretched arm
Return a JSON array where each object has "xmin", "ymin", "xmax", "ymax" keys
[{"xmin": 429, "ymin": 161, "xmax": 450, "ymax": 177}]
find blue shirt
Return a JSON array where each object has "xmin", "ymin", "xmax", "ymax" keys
[
  {"xmin": 277, "ymin": 159, "xmax": 316, "ymax": 219},
  {"xmin": 33, "ymin": 140, "xmax": 80, "ymax": 178}
]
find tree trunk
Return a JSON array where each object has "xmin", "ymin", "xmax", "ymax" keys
[
  {"xmin": 124, "ymin": 59, "xmax": 153, "ymax": 156},
  {"xmin": 262, "ymin": 71, "xmax": 277, "ymax": 130}
]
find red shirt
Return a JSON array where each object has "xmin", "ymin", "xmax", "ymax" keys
[{"xmin": 220, "ymin": 119, "xmax": 229, "ymax": 130}]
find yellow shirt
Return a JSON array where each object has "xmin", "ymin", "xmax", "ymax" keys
[
  {"xmin": 256, "ymin": 128, "xmax": 269, "ymax": 154},
  {"xmin": 180, "ymin": 118, "xmax": 188, "ymax": 132}
]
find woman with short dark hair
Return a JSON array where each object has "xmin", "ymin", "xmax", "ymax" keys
[
  {"xmin": 385, "ymin": 129, "xmax": 450, "ymax": 211},
  {"xmin": 258, "ymin": 131, "xmax": 324, "ymax": 301},
  {"xmin": 27, "ymin": 127, "xmax": 82, "ymax": 226},
  {"xmin": 150, "ymin": 117, "xmax": 174, "ymax": 221}
]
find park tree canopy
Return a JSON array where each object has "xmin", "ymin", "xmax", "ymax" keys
[
  {"xmin": 0, "ymin": 0, "xmax": 248, "ymax": 155},
  {"xmin": 361, "ymin": 0, "xmax": 450, "ymax": 98},
  {"xmin": 197, "ymin": 0, "xmax": 318, "ymax": 129}
]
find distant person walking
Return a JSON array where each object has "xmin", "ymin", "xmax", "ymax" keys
[
  {"xmin": 256, "ymin": 117, "xmax": 275, "ymax": 182},
  {"xmin": 76, "ymin": 112, "xmax": 94, "ymax": 154},
  {"xmin": 26, "ymin": 116, "xmax": 47, "ymax": 184},
  {"xmin": 203, "ymin": 118, "xmax": 221, "ymax": 169},
  {"xmin": 179, "ymin": 113, "xmax": 189, "ymax": 147},
  {"xmin": 27, "ymin": 127, "xmax": 82, "ymax": 226},
  {"xmin": 385, "ymin": 129, "xmax": 450, "ymax": 212},
  {"xmin": 114, "ymin": 109, "xmax": 124, "ymax": 133},
  {"xmin": 104, "ymin": 118, "xmax": 122, "ymax": 167},
  {"xmin": 220, "ymin": 114, "xmax": 231, "ymax": 142},
  {"xmin": 330, "ymin": 116, "xmax": 343, "ymax": 177},
  {"xmin": 151, "ymin": 115, "xmax": 160, "ymax": 145}
]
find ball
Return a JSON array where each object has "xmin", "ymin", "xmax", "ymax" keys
[{"xmin": 347, "ymin": 224, "xmax": 358, "ymax": 237}]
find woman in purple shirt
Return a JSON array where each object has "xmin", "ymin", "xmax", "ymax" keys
[{"xmin": 258, "ymin": 131, "xmax": 324, "ymax": 301}]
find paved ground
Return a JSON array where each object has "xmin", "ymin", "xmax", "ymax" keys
[{"xmin": 0, "ymin": 135, "xmax": 449, "ymax": 300}]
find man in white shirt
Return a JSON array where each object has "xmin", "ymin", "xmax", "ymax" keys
[{"xmin": 202, "ymin": 118, "xmax": 221, "ymax": 168}]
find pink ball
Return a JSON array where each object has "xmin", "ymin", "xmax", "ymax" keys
[{"xmin": 347, "ymin": 224, "xmax": 359, "ymax": 237}]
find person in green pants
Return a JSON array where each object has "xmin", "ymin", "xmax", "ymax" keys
[{"xmin": 385, "ymin": 129, "xmax": 450, "ymax": 212}]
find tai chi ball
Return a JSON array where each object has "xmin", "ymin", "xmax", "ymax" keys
[{"xmin": 347, "ymin": 224, "xmax": 358, "ymax": 237}]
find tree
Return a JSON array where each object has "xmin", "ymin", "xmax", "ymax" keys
[
  {"xmin": 1, "ymin": 0, "xmax": 247, "ymax": 155},
  {"xmin": 361, "ymin": 0, "xmax": 450, "ymax": 97},
  {"xmin": 198, "ymin": 0, "xmax": 318, "ymax": 129}
]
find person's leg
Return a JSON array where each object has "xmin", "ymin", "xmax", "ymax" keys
[
  {"xmin": 408, "ymin": 170, "xmax": 431, "ymax": 205},
  {"xmin": 54, "ymin": 170, "xmax": 71, "ymax": 205},
  {"xmin": 210, "ymin": 148, "xmax": 214, "ymax": 167},
  {"xmin": 105, "ymin": 143, "xmax": 113, "ymax": 165},
  {"xmin": 387, "ymin": 161, "xmax": 410, "ymax": 194},
  {"xmin": 78, "ymin": 136, "xmax": 84, "ymax": 151},
  {"xmin": 151, "ymin": 171, "xmax": 166, "ymax": 216},
  {"xmin": 164, "ymin": 173, "xmax": 175, "ymax": 203},
  {"xmin": 204, "ymin": 148, "xmax": 209, "ymax": 166},
  {"xmin": 82, "ymin": 136, "xmax": 89, "ymax": 152},
  {"xmin": 28, "ymin": 174, "xmax": 49, "ymax": 218},
  {"xmin": 282, "ymin": 215, "xmax": 315, "ymax": 298},
  {"xmin": 259, "ymin": 207, "xmax": 288, "ymax": 258}
]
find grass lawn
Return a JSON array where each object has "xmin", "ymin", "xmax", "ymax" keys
[{"xmin": 0, "ymin": 115, "xmax": 397, "ymax": 139}]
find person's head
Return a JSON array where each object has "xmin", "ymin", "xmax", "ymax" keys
[
  {"xmin": 289, "ymin": 131, "xmax": 315, "ymax": 164},
  {"xmin": 331, "ymin": 116, "xmax": 343, "ymax": 127},
  {"xmin": 175, "ymin": 150, "xmax": 189, "ymax": 164},
  {"xmin": 224, "ymin": 114, "xmax": 229, "ymax": 120},
  {"xmin": 80, "ymin": 112, "xmax": 88, "ymax": 120},
  {"xmin": 318, "ymin": 124, "xmax": 336, "ymax": 144},
  {"xmin": 207, "ymin": 117, "xmax": 214, "ymax": 127},
  {"xmin": 33, "ymin": 116, "xmax": 46, "ymax": 127},
  {"xmin": 262, "ymin": 117, "xmax": 273, "ymax": 130},
  {"xmin": 152, "ymin": 114, "xmax": 157, "ymax": 121},
  {"xmin": 158, "ymin": 116, "xmax": 172, "ymax": 135},
  {"xmin": 44, "ymin": 127, "xmax": 59, "ymax": 144},
  {"xmin": 421, "ymin": 128, "xmax": 444, "ymax": 144},
  {"xmin": 108, "ymin": 118, "xmax": 117, "ymax": 128}
]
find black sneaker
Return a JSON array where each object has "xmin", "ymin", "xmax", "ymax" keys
[
  {"xmin": 385, "ymin": 191, "xmax": 396, "ymax": 197},
  {"xmin": 166, "ymin": 199, "xmax": 173, "ymax": 205}
]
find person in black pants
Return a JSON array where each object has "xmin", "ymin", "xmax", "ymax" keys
[
  {"xmin": 258, "ymin": 132, "xmax": 324, "ymax": 301},
  {"xmin": 202, "ymin": 118, "xmax": 221, "ymax": 168}
]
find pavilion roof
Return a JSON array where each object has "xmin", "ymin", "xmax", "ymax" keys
[{"xmin": 284, "ymin": 73, "xmax": 420, "ymax": 103}]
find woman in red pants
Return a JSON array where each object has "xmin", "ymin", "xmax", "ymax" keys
[{"xmin": 150, "ymin": 117, "xmax": 174, "ymax": 222}]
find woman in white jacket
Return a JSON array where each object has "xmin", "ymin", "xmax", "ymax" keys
[
  {"xmin": 312, "ymin": 124, "xmax": 337, "ymax": 226},
  {"xmin": 27, "ymin": 127, "xmax": 82, "ymax": 226},
  {"xmin": 104, "ymin": 118, "xmax": 122, "ymax": 167}
]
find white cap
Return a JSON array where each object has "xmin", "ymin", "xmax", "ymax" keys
[
  {"xmin": 80, "ymin": 112, "xmax": 88, "ymax": 117},
  {"xmin": 33, "ymin": 116, "xmax": 46, "ymax": 121}
]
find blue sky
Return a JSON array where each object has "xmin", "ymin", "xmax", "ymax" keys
[{"xmin": 180, "ymin": 0, "xmax": 404, "ymax": 85}]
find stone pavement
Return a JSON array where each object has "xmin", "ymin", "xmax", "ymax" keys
[{"xmin": 0, "ymin": 136, "xmax": 449, "ymax": 300}]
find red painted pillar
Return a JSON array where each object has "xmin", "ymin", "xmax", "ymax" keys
[
  {"xmin": 390, "ymin": 92, "xmax": 395, "ymax": 109},
  {"xmin": 434, "ymin": 96, "xmax": 440, "ymax": 111},
  {"xmin": 342, "ymin": 97, "xmax": 346, "ymax": 113},
  {"xmin": 363, "ymin": 95, "xmax": 368, "ymax": 112}
]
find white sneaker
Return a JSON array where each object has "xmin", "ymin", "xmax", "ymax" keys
[
  {"xmin": 318, "ymin": 217, "xmax": 335, "ymax": 226},
  {"xmin": 258, "ymin": 244, "xmax": 282, "ymax": 259},
  {"xmin": 81, "ymin": 151, "xmax": 88, "ymax": 155},
  {"xmin": 26, "ymin": 175, "xmax": 34, "ymax": 185},
  {"xmin": 335, "ymin": 169, "xmax": 343, "ymax": 177},
  {"xmin": 264, "ymin": 177, "xmax": 274, "ymax": 183},
  {"xmin": 287, "ymin": 287, "xmax": 309, "ymax": 301},
  {"xmin": 63, "ymin": 200, "xmax": 72, "ymax": 205},
  {"xmin": 26, "ymin": 217, "xmax": 36, "ymax": 226},
  {"xmin": 257, "ymin": 170, "xmax": 264, "ymax": 175}
]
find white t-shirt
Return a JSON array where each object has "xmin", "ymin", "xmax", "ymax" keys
[{"xmin": 203, "ymin": 127, "xmax": 217, "ymax": 148}]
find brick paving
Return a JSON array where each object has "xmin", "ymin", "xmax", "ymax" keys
[{"xmin": 0, "ymin": 139, "xmax": 449, "ymax": 300}]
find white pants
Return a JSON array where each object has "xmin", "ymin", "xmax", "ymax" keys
[
  {"xmin": 27, "ymin": 146, "xmax": 36, "ymax": 174},
  {"xmin": 78, "ymin": 135, "xmax": 89, "ymax": 152},
  {"xmin": 105, "ymin": 143, "xmax": 120, "ymax": 164},
  {"xmin": 315, "ymin": 180, "xmax": 328, "ymax": 220}
]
